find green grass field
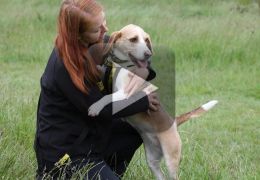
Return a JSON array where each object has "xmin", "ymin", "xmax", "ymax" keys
[{"xmin": 0, "ymin": 0, "xmax": 259, "ymax": 179}]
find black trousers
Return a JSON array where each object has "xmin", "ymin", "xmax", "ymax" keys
[{"xmin": 36, "ymin": 120, "xmax": 142, "ymax": 180}]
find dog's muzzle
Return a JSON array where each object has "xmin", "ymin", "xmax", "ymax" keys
[{"xmin": 129, "ymin": 53, "xmax": 150, "ymax": 68}]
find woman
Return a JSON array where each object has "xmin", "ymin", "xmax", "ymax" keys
[{"xmin": 34, "ymin": 0, "xmax": 159, "ymax": 179}]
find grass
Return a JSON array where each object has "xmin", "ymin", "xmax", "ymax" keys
[{"xmin": 0, "ymin": 0, "xmax": 260, "ymax": 179}]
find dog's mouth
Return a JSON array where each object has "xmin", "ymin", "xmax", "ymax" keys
[{"xmin": 128, "ymin": 53, "xmax": 149, "ymax": 68}]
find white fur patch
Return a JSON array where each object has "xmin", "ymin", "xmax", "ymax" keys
[{"xmin": 201, "ymin": 100, "xmax": 218, "ymax": 111}]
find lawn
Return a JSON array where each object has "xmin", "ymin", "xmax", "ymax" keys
[{"xmin": 0, "ymin": 0, "xmax": 259, "ymax": 179}]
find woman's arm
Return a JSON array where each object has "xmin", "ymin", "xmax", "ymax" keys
[
  {"xmin": 99, "ymin": 91, "xmax": 150, "ymax": 118},
  {"xmin": 54, "ymin": 54, "xmax": 150, "ymax": 120},
  {"xmin": 147, "ymin": 66, "xmax": 156, "ymax": 81}
]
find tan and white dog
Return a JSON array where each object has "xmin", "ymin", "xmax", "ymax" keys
[{"xmin": 88, "ymin": 24, "xmax": 218, "ymax": 180}]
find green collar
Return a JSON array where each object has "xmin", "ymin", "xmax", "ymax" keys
[{"xmin": 104, "ymin": 52, "xmax": 135, "ymax": 68}]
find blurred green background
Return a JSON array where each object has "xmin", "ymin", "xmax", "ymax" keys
[{"xmin": 0, "ymin": 0, "xmax": 259, "ymax": 179}]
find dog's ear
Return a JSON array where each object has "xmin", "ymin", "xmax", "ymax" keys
[
  {"xmin": 103, "ymin": 31, "xmax": 122, "ymax": 55},
  {"xmin": 145, "ymin": 34, "xmax": 153, "ymax": 54},
  {"xmin": 109, "ymin": 31, "xmax": 122, "ymax": 44}
]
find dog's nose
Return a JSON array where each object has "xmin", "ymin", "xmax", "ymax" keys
[{"xmin": 144, "ymin": 51, "xmax": 152, "ymax": 59}]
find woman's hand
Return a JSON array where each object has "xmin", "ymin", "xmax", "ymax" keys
[
  {"xmin": 147, "ymin": 92, "xmax": 160, "ymax": 111},
  {"xmin": 124, "ymin": 68, "xmax": 149, "ymax": 98}
]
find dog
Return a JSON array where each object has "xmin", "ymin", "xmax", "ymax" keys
[{"xmin": 88, "ymin": 24, "xmax": 218, "ymax": 180}]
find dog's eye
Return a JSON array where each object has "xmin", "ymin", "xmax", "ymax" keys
[
  {"xmin": 129, "ymin": 36, "xmax": 138, "ymax": 43},
  {"xmin": 145, "ymin": 38, "xmax": 150, "ymax": 44}
]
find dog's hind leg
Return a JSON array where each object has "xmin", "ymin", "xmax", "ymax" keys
[
  {"xmin": 158, "ymin": 122, "xmax": 181, "ymax": 180},
  {"xmin": 142, "ymin": 133, "xmax": 165, "ymax": 180}
]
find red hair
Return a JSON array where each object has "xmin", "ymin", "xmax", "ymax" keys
[{"xmin": 55, "ymin": 0, "xmax": 103, "ymax": 94}]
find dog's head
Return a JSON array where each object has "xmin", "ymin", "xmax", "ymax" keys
[{"xmin": 105, "ymin": 24, "xmax": 153, "ymax": 68}]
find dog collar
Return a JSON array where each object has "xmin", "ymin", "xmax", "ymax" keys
[
  {"xmin": 104, "ymin": 54, "xmax": 135, "ymax": 68},
  {"xmin": 109, "ymin": 51, "xmax": 129, "ymax": 64}
]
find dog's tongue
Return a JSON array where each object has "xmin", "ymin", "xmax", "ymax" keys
[{"xmin": 136, "ymin": 60, "xmax": 148, "ymax": 68}]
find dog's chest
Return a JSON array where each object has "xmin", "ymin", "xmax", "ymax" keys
[{"xmin": 102, "ymin": 56, "xmax": 135, "ymax": 93}]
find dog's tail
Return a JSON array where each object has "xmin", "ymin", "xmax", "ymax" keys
[{"xmin": 176, "ymin": 100, "xmax": 218, "ymax": 126}]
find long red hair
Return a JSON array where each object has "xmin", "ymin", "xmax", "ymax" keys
[{"xmin": 55, "ymin": 0, "xmax": 103, "ymax": 94}]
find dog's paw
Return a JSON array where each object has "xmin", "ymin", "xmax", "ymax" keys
[{"xmin": 88, "ymin": 102, "xmax": 104, "ymax": 117}]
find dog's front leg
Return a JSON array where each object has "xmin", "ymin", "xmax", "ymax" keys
[{"xmin": 88, "ymin": 89, "xmax": 127, "ymax": 116}]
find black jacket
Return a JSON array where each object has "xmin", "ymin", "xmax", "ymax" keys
[{"xmin": 34, "ymin": 48, "xmax": 154, "ymax": 162}]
